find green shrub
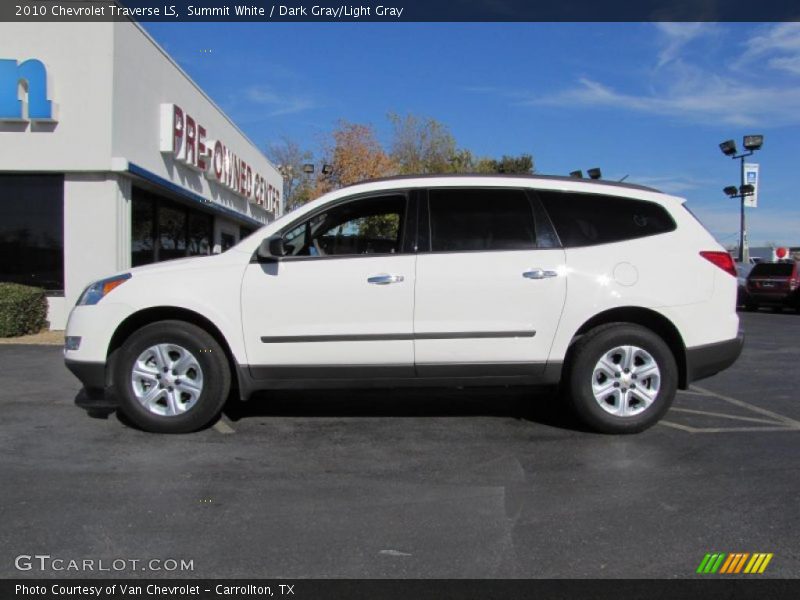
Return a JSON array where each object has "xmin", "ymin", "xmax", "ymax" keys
[{"xmin": 0, "ymin": 283, "xmax": 49, "ymax": 337}]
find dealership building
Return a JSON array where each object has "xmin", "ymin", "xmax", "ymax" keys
[{"xmin": 0, "ymin": 21, "xmax": 283, "ymax": 329}]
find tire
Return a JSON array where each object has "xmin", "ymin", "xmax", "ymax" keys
[
  {"xmin": 113, "ymin": 320, "xmax": 231, "ymax": 433},
  {"xmin": 745, "ymin": 303, "xmax": 758, "ymax": 312},
  {"xmin": 565, "ymin": 323, "xmax": 677, "ymax": 434}
]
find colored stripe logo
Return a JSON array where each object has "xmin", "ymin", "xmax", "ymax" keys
[{"xmin": 697, "ymin": 553, "xmax": 773, "ymax": 574}]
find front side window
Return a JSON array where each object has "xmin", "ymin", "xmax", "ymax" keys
[
  {"xmin": 428, "ymin": 188, "xmax": 536, "ymax": 252},
  {"xmin": 538, "ymin": 191, "xmax": 676, "ymax": 248},
  {"xmin": 281, "ymin": 195, "xmax": 406, "ymax": 257}
]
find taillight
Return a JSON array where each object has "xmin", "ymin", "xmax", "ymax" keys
[{"xmin": 700, "ymin": 251, "xmax": 737, "ymax": 277}]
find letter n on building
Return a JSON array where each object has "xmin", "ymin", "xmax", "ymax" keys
[{"xmin": 0, "ymin": 58, "xmax": 57, "ymax": 122}]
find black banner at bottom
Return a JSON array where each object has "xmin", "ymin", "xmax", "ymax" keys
[{"xmin": 3, "ymin": 579, "xmax": 799, "ymax": 600}]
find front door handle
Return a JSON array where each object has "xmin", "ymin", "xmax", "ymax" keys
[
  {"xmin": 368, "ymin": 273, "xmax": 405, "ymax": 285},
  {"xmin": 523, "ymin": 268, "xmax": 558, "ymax": 280}
]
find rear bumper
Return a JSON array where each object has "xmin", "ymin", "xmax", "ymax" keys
[
  {"xmin": 746, "ymin": 291, "xmax": 798, "ymax": 306},
  {"xmin": 685, "ymin": 333, "xmax": 744, "ymax": 384}
]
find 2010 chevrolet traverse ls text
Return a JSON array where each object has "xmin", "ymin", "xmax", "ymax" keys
[{"xmin": 65, "ymin": 175, "xmax": 743, "ymax": 434}]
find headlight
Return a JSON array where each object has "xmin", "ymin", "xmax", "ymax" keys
[{"xmin": 77, "ymin": 273, "xmax": 131, "ymax": 306}]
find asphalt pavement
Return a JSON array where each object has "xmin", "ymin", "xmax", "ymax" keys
[{"xmin": 0, "ymin": 311, "xmax": 798, "ymax": 578}]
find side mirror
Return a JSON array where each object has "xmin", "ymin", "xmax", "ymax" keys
[{"xmin": 257, "ymin": 235, "xmax": 286, "ymax": 261}]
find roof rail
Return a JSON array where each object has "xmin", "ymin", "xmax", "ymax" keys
[{"xmin": 340, "ymin": 173, "xmax": 661, "ymax": 193}]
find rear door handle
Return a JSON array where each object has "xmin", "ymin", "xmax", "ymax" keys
[
  {"xmin": 523, "ymin": 268, "xmax": 558, "ymax": 280},
  {"xmin": 368, "ymin": 273, "xmax": 405, "ymax": 285}
]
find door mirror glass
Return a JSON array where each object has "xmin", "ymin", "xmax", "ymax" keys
[{"xmin": 257, "ymin": 236, "xmax": 286, "ymax": 260}]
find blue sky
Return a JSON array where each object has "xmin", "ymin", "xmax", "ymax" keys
[{"xmin": 143, "ymin": 22, "xmax": 800, "ymax": 246}]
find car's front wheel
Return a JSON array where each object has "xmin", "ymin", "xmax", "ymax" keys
[
  {"xmin": 113, "ymin": 320, "xmax": 231, "ymax": 433},
  {"xmin": 566, "ymin": 323, "xmax": 677, "ymax": 434}
]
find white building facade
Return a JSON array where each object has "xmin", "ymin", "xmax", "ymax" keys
[{"xmin": 0, "ymin": 21, "xmax": 282, "ymax": 329}]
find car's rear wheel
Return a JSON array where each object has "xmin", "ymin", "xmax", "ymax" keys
[
  {"xmin": 566, "ymin": 323, "xmax": 677, "ymax": 434},
  {"xmin": 113, "ymin": 320, "xmax": 230, "ymax": 433}
]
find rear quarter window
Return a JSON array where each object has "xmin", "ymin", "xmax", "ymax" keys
[{"xmin": 538, "ymin": 191, "xmax": 676, "ymax": 248}]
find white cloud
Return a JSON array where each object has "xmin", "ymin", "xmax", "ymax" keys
[
  {"xmin": 629, "ymin": 174, "xmax": 710, "ymax": 195},
  {"xmin": 243, "ymin": 85, "xmax": 315, "ymax": 117},
  {"xmin": 737, "ymin": 23, "xmax": 800, "ymax": 75},
  {"xmin": 655, "ymin": 22, "xmax": 716, "ymax": 67},
  {"xmin": 484, "ymin": 23, "xmax": 800, "ymax": 128},
  {"xmin": 768, "ymin": 55, "xmax": 800, "ymax": 75},
  {"xmin": 520, "ymin": 73, "xmax": 800, "ymax": 126},
  {"xmin": 691, "ymin": 205, "xmax": 800, "ymax": 246}
]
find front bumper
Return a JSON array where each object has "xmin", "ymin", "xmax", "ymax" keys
[
  {"xmin": 685, "ymin": 333, "xmax": 744, "ymax": 384},
  {"xmin": 65, "ymin": 359, "xmax": 120, "ymax": 409},
  {"xmin": 65, "ymin": 359, "xmax": 106, "ymax": 390}
]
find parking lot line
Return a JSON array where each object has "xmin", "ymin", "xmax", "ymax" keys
[
  {"xmin": 669, "ymin": 407, "xmax": 785, "ymax": 426},
  {"xmin": 213, "ymin": 417, "xmax": 236, "ymax": 434},
  {"xmin": 661, "ymin": 423, "xmax": 800, "ymax": 434},
  {"xmin": 690, "ymin": 385, "xmax": 800, "ymax": 427},
  {"xmin": 658, "ymin": 420, "xmax": 696, "ymax": 433},
  {"xmin": 662, "ymin": 383, "xmax": 800, "ymax": 433}
]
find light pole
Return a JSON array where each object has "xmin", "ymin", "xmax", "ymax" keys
[
  {"xmin": 723, "ymin": 183, "xmax": 756, "ymax": 259},
  {"xmin": 719, "ymin": 135, "xmax": 763, "ymax": 264}
]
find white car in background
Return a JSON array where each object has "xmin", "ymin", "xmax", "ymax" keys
[{"xmin": 65, "ymin": 175, "xmax": 742, "ymax": 434}]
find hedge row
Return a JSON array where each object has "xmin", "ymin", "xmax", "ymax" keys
[{"xmin": 0, "ymin": 283, "xmax": 49, "ymax": 337}]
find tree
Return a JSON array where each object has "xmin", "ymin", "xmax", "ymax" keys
[
  {"xmin": 475, "ymin": 153, "xmax": 534, "ymax": 174},
  {"xmin": 266, "ymin": 116, "xmax": 536, "ymax": 207},
  {"xmin": 389, "ymin": 113, "xmax": 461, "ymax": 174},
  {"xmin": 316, "ymin": 121, "xmax": 396, "ymax": 194},
  {"xmin": 267, "ymin": 136, "xmax": 316, "ymax": 212}
]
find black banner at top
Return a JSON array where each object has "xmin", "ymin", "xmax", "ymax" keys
[
  {"xmin": 2, "ymin": 0, "xmax": 799, "ymax": 22},
  {"xmin": 3, "ymin": 579, "xmax": 800, "ymax": 600}
]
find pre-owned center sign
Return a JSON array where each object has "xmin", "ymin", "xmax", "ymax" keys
[{"xmin": 160, "ymin": 103, "xmax": 279, "ymax": 213}]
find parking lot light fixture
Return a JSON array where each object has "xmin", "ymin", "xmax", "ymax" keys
[
  {"xmin": 569, "ymin": 170, "xmax": 583, "ymax": 178},
  {"xmin": 587, "ymin": 168, "xmax": 602, "ymax": 180},
  {"xmin": 743, "ymin": 135, "xmax": 764, "ymax": 151},
  {"xmin": 719, "ymin": 139, "xmax": 738, "ymax": 156},
  {"xmin": 718, "ymin": 134, "xmax": 764, "ymax": 264},
  {"xmin": 302, "ymin": 163, "xmax": 315, "ymax": 174}
]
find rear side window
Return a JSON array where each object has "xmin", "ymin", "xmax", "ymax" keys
[
  {"xmin": 750, "ymin": 263, "xmax": 795, "ymax": 277},
  {"xmin": 538, "ymin": 191, "xmax": 676, "ymax": 248},
  {"xmin": 428, "ymin": 188, "xmax": 536, "ymax": 252}
]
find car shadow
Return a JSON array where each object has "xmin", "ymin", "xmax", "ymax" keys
[
  {"xmin": 74, "ymin": 388, "xmax": 117, "ymax": 420},
  {"xmin": 223, "ymin": 386, "xmax": 589, "ymax": 432},
  {"xmin": 73, "ymin": 385, "xmax": 589, "ymax": 433}
]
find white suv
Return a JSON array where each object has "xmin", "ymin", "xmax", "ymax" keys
[{"xmin": 65, "ymin": 175, "xmax": 742, "ymax": 434}]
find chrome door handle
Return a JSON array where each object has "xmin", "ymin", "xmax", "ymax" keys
[
  {"xmin": 523, "ymin": 268, "xmax": 558, "ymax": 280},
  {"xmin": 368, "ymin": 273, "xmax": 405, "ymax": 285}
]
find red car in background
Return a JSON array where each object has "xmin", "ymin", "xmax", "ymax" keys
[{"xmin": 745, "ymin": 261, "xmax": 800, "ymax": 312}]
